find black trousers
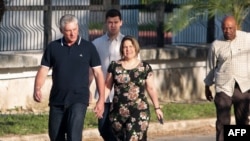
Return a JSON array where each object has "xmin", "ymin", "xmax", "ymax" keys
[{"xmin": 214, "ymin": 84, "xmax": 250, "ymax": 141}]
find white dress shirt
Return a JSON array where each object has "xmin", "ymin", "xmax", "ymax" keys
[
  {"xmin": 92, "ymin": 32, "xmax": 124, "ymax": 103},
  {"xmin": 204, "ymin": 30, "xmax": 250, "ymax": 97}
]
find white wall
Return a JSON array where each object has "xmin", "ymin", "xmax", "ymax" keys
[{"xmin": 0, "ymin": 46, "xmax": 211, "ymax": 113}]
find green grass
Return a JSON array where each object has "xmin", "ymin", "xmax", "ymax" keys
[
  {"xmin": 0, "ymin": 114, "xmax": 48, "ymax": 136},
  {"xmin": 88, "ymin": 23, "xmax": 103, "ymax": 30},
  {"xmin": 0, "ymin": 102, "xmax": 217, "ymax": 136},
  {"xmin": 153, "ymin": 102, "xmax": 216, "ymax": 121},
  {"xmin": 138, "ymin": 23, "xmax": 157, "ymax": 31}
]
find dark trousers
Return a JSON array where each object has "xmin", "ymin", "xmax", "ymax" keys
[
  {"xmin": 214, "ymin": 84, "xmax": 250, "ymax": 141},
  {"xmin": 98, "ymin": 103, "xmax": 116, "ymax": 141},
  {"xmin": 48, "ymin": 103, "xmax": 87, "ymax": 141}
]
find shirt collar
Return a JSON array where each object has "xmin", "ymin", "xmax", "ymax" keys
[
  {"xmin": 61, "ymin": 36, "xmax": 81, "ymax": 46},
  {"xmin": 104, "ymin": 32, "xmax": 124, "ymax": 41}
]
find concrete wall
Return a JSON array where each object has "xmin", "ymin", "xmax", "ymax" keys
[{"xmin": 0, "ymin": 45, "xmax": 210, "ymax": 113}]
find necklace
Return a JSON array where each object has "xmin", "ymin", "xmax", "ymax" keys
[{"xmin": 122, "ymin": 59, "xmax": 139, "ymax": 69}]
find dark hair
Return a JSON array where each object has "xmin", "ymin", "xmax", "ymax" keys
[{"xmin": 105, "ymin": 9, "xmax": 122, "ymax": 20}]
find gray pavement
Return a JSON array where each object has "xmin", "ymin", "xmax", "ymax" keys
[
  {"xmin": 0, "ymin": 117, "xmax": 218, "ymax": 141},
  {"xmin": 148, "ymin": 133, "xmax": 215, "ymax": 141}
]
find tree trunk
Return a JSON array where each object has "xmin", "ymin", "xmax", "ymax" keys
[
  {"xmin": 206, "ymin": 16, "xmax": 215, "ymax": 43},
  {"xmin": 0, "ymin": 0, "xmax": 5, "ymax": 23},
  {"xmin": 44, "ymin": 0, "xmax": 52, "ymax": 49},
  {"xmin": 156, "ymin": 2, "xmax": 165, "ymax": 47}
]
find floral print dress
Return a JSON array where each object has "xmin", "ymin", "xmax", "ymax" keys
[{"xmin": 108, "ymin": 60, "xmax": 153, "ymax": 141}]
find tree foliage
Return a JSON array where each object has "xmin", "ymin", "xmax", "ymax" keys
[{"xmin": 166, "ymin": 0, "xmax": 250, "ymax": 33}]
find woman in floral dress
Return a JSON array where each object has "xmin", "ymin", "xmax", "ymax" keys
[{"xmin": 105, "ymin": 35, "xmax": 164, "ymax": 141}]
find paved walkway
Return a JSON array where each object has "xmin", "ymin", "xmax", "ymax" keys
[{"xmin": 0, "ymin": 117, "xmax": 219, "ymax": 141}]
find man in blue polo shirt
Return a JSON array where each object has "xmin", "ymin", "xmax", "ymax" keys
[{"xmin": 33, "ymin": 14, "xmax": 105, "ymax": 141}]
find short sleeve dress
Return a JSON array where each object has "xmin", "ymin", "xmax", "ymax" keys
[{"xmin": 107, "ymin": 60, "xmax": 153, "ymax": 141}]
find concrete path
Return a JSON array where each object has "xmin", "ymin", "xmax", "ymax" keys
[{"xmin": 0, "ymin": 117, "xmax": 218, "ymax": 141}]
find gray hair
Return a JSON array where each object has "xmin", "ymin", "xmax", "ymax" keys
[{"xmin": 59, "ymin": 14, "xmax": 79, "ymax": 31}]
